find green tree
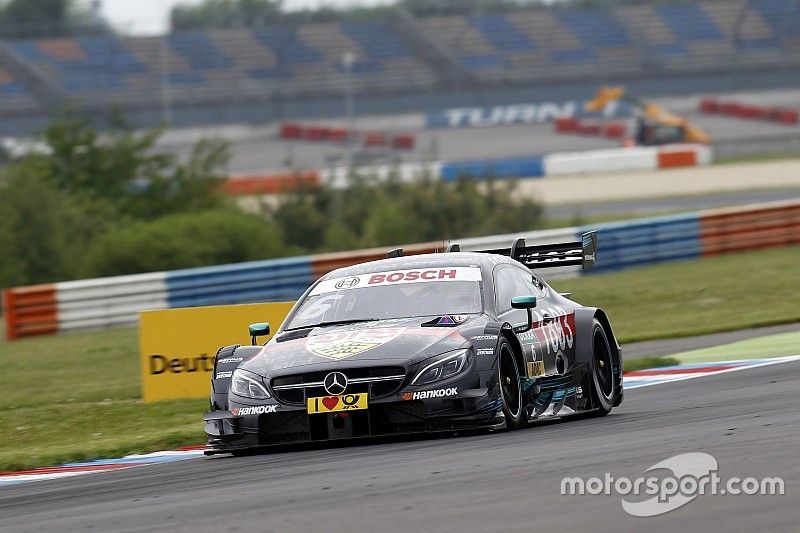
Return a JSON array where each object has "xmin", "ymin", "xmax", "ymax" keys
[
  {"xmin": 0, "ymin": 169, "xmax": 69, "ymax": 287},
  {"xmin": 81, "ymin": 209, "xmax": 287, "ymax": 277},
  {"xmin": 0, "ymin": 0, "xmax": 108, "ymax": 38},
  {"xmin": 36, "ymin": 115, "xmax": 229, "ymax": 220},
  {"xmin": 171, "ymin": 0, "xmax": 283, "ymax": 30},
  {"xmin": 271, "ymin": 170, "xmax": 543, "ymax": 252}
]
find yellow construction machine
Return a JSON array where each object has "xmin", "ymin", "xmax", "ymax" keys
[{"xmin": 585, "ymin": 86, "xmax": 710, "ymax": 145}]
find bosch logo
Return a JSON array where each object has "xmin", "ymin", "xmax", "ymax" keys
[
  {"xmin": 323, "ymin": 372, "xmax": 348, "ymax": 395},
  {"xmin": 335, "ymin": 277, "xmax": 360, "ymax": 289}
]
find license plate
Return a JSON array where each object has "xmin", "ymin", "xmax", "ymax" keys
[{"xmin": 307, "ymin": 393, "xmax": 368, "ymax": 414}]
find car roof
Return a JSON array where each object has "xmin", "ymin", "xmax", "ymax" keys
[{"xmin": 319, "ymin": 252, "xmax": 516, "ymax": 280}]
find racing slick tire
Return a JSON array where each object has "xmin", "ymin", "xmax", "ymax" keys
[
  {"xmin": 589, "ymin": 318, "xmax": 616, "ymax": 416},
  {"xmin": 498, "ymin": 338, "xmax": 523, "ymax": 429}
]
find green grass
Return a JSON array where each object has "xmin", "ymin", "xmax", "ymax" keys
[
  {"xmin": 551, "ymin": 245, "xmax": 800, "ymax": 343},
  {"xmin": 0, "ymin": 245, "xmax": 798, "ymax": 471},
  {"xmin": 672, "ymin": 331, "xmax": 800, "ymax": 364},
  {"xmin": 0, "ymin": 328, "xmax": 206, "ymax": 471},
  {"xmin": 623, "ymin": 356, "xmax": 680, "ymax": 373}
]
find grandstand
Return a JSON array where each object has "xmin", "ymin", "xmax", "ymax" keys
[{"xmin": 0, "ymin": 0, "xmax": 799, "ymax": 131}]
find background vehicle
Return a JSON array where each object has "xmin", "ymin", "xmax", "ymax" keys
[{"xmin": 586, "ymin": 86, "xmax": 711, "ymax": 145}]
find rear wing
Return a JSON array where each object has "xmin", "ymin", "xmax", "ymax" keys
[{"xmin": 473, "ymin": 231, "xmax": 597, "ymax": 270}]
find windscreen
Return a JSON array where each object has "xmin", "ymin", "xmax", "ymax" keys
[{"xmin": 285, "ymin": 267, "xmax": 483, "ymax": 330}]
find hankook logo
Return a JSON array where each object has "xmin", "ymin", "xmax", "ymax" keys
[
  {"xmin": 323, "ymin": 372, "xmax": 348, "ymax": 395},
  {"xmin": 335, "ymin": 277, "xmax": 360, "ymax": 289}
]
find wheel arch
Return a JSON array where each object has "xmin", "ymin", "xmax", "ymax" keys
[
  {"xmin": 500, "ymin": 325, "xmax": 527, "ymax": 379},
  {"xmin": 210, "ymin": 344, "xmax": 263, "ymax": 409},
  {"xmin": 574, "ymin": 307, "xmax": 623, "ymax": 408}
]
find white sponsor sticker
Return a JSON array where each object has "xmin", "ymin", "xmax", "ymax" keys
[
  {"xmin": 215, "ymin": 371, "xmax": 233, "ymax": 379},
  {"xmin": 411, "ymin": 387, "xmax": 458, "ymax": 400},
  {"xmin": 233, "ymin": 405, "xmax": 278, "ymax": 415},
  {"xmin": 311, "ymin": 267, "xmax": 481, "ymax": 296}
]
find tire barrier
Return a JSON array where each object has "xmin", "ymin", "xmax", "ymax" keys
[
  {"xmin": 699, "ymin": 98, "xmax": 800, "ymax": 125},
  {"xmin": 279, "ymin": 122, "xmax": 416, "ymax": 150},
  {"xmin": 553, "ymin": 117, "xmax": 628, "ymax": 139},
  {"xmin": 4, "ymin": 200, "xmax": 797, "ymax": 340}
]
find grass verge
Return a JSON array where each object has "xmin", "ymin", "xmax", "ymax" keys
[
  {"xmin": 623, "ymin": 356, "xmax": 680, "ymax": 373},
  {"xmin": 1, "ymin": 245, "xmax": 798, "ymax": 470},
  {"xmin": 670, "ymin": 331, "xmax": 800, "ymax": 364}
]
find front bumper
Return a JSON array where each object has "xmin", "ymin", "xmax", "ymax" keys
[{"xmin": 204, "ymin": 386, "xmax": 501, "ymax": 454}]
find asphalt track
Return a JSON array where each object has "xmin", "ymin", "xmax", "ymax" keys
[{"xmin": 1, "ymin": 358, "xmax": 798, "ymax": 532}]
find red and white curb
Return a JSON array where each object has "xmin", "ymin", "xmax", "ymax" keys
[
  {"xmin": 3, "ymin": 355, "xmax": 799, "ymax": 487},
  {"xmin": 623, "ymin": 355, "xmax": 800, "ymax": 389},
  {"xmin": 0, "ymin": 446, "xmax": 205, "ymax": 487}
]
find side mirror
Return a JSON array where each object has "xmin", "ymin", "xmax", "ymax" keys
[
  {"xmin": 511, "ymin": 295, "xmax": 537, "ymax": 309},
  {"xmin": 510, "ymin": 296, "xmax": 537, "ymax": 334},
  {"xmin": 248, "ymin": 322, "xmax": 270, "ymax": 345}
]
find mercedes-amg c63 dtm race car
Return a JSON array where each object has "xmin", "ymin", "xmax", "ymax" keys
[{"xmin": 204, "ymin": 233, "xmax": 623, "ymax": 454}]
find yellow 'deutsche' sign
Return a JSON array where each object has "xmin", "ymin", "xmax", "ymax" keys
[{"xmin": 139, "ymin": 302, "xmax": 294, "ymax": 402}]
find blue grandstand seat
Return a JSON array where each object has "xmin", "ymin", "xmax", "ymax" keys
[
  {"xmin": 549, "ymin": 48, "xmax": 595, "ymax": 63},
  {"xmin": 167, "ymin": 71, "xmax": 205, "ymax": 85},
  {"xmin": 645, "ymin": 42, "xmax": 687, "ymax": 59},
  {"xmin": 340, "ymin": 21, "xmax": 411, "ymax": 59},
  {"xmin": 736, "ymin": 37, "xmax": 781, "ymax": 49},
  {"xmin": 8, "ymin": 36, "xmax": 142, "ymax": 92},
  {"xmin": 470, "ymin": 14, "xmax": 534, "ymax": 52},
  {"xmin": 169, "ymin": 31, "xmax": 232, "ymax": 69},
  {"xmin": 62, "ymin": 71, "xmax": 121, "ymax": 91},
  {"xmin": 251, "ymin": 27, "xmax": 321, "ymax": 64},
  {"xmin": 247, "ymin": 67, "xmax": 291, "ymax": 79},
  {"xmin": 335, "ymin": 59, "xmax": 381, "ymax": 74},
  {"xmin": 555, "ymin": 9, "xmax": 631, "ymax": 47},
  {"xmin": 0, "ymin": 81, "xmax": 25, "ymax": 94},
  {"xmin": 461, "ymin": 54, "xmax": 508, "ymax": 68},
  {"xmin": 76, "ymin": 36, "xmax": 144, "ymax": 74},
  {"xmin": 754, "ymin": 0, "xmax": 800, "ymax": 36},
  {"xmin": 8, "ymin": 41, "xmax": 43, "ymax": 61},
  {"xmin": 655, "ymin": 4, "xmax": 724, "ymax": 41}
]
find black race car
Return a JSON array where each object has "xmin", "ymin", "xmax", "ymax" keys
[{"xmin": 204, "ymin": 233, "xmax": 622, "ymax": 454}]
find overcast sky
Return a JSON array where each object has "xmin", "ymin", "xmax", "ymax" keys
[{"xmin": 97, "ymin": 0, "xmax": 396, "ymax": 35}]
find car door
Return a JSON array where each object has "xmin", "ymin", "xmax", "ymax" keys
[{"xmin": 494, "ymin": 265, "xmax": 555, "ymax": 377}]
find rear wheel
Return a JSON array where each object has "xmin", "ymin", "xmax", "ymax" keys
[
  {"xmin": 589, "ymin": 319, "xmax": 616, "ymax": 416},
  {"xmin": 498, "ymin": 340, "xmax": 523, "ymax": 429}
]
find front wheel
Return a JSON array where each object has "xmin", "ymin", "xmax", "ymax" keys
[
  {"xmin": 498, "ymin": 339, "xmax": 523, "ymax": 429},
  {"xmin": 589, "ymin": 319, "xmax": 616, "ymax": 416}
]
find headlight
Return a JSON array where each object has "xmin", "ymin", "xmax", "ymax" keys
[
  {"xmin": 231, "ymin": 369, "xmax": 270, "ymax": 399},
  {"xmin": 412, "ymin": 349, "xmax": 471, "ymax": 385}
]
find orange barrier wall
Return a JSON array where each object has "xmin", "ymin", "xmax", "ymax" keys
[
  {"xmin": 225, "ymin": 171, "xmax": 320, "ymax": 195},
  {"xmin": 2, "ymin": 285, "xmax": 57, "ymax": 340},
  {"xmin": 700, "ymin": 202, "xmax": 800, "ymax": 256},
  {"xmin": 657, "ymin": 149, "xmax": 697, "ymax": 169}
]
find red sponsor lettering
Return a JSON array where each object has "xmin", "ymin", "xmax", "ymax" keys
[
  {"xmin": 405, "ymin": 271, "xmax": 420, "ymax": 281},
  {"xmin": 387, "ymin": 272, "xmax": 404, "ymax": 282},
  {"xmin": 369, "ymin": 274, "xmax": 386, "ymax": 284},
  {"xmin": 439, "ymin": 269, "xmax": 457, "ymax": 279},
  {"xmin": 421, "ymin": 270, "xmax": 437, "ymax": 280}
]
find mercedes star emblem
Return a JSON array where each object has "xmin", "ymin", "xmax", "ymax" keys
[{"xmin": 323, "ymin": 371, "xmax": 348, "ymax": 395}]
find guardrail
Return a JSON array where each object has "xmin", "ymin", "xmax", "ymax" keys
[
  {"xmin": 3, "ymin": 200, "xmax": 798, "ymax": 340},
  {"xmin": 439, "ymin": 144, "xmax": 712, "ymax": 181}
]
